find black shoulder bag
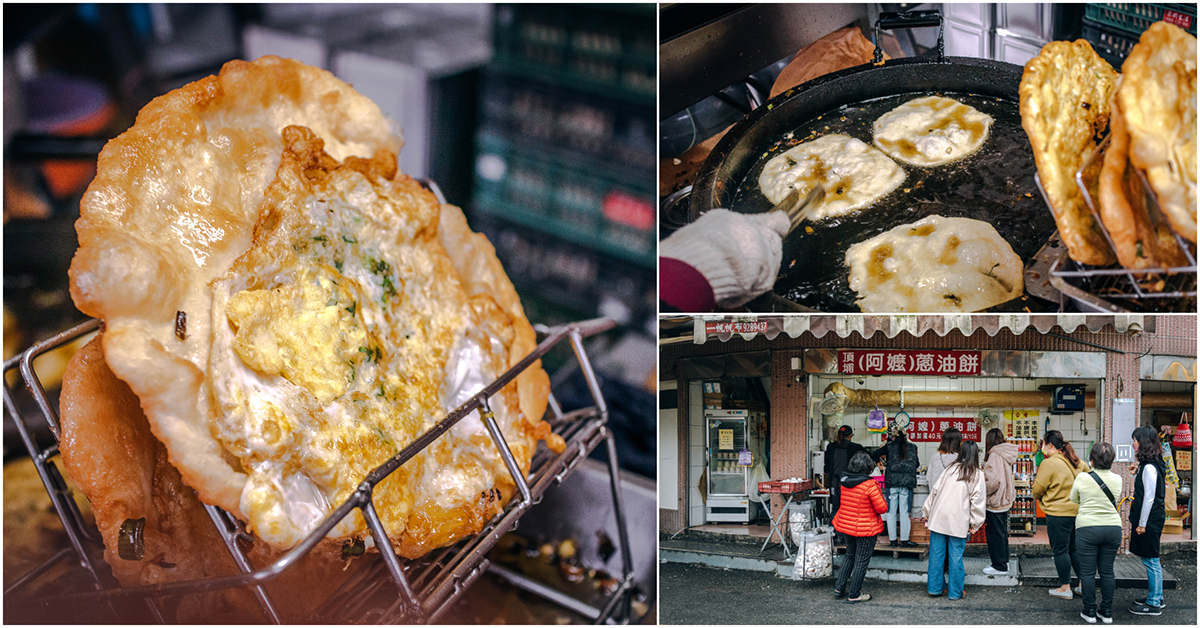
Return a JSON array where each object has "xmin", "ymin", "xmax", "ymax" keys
[{"xmin": 1088, "ymin": 471, "xmax": 1118, "ymax": 512}]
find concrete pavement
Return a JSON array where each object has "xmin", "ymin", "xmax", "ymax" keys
[{"xmin": 658, "ymin": 552, "xmax": 1197, "ymax": 625}]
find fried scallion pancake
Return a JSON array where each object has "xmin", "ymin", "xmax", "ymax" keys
[
  {"xmin": 67, "ymin": 57, "xmax": 557, "ymax": 560},
  {"xmin": 873, "ymin": 96, "xmax": 993, "ymax": 167},
  {"xmin": 844, "ymin": 214, "xmax": 1024, "ymax": 312},
  {"xmin": 758, "ymin": 134, "xmax": 905, "ymax": 220},
  {"xmin": 1116, "ymin": 21, "xmax": 1197, "ymax": 243},
  {"xmin": 1098, "ymin": 99, "xmax": 1191, "ymax": 269},
  {"xmin": 1019, "ymin": 40, "xmax": 1118, "ymax": 266}
]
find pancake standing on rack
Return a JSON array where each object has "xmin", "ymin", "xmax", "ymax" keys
[
  {"xmin": 1098, "ymin": 98, "xmax": 1190, "ymax": 269},
  {"xmin": 66, "ymin": 57, "xmax": 559, "ymax": 564},
  {"xmin": 1116, "ymin": 21, "xmax": 1197, "ymax": 243},
  {"xmin": 1019, "ymin": 39, "xmax": 1118, "ymax": 266}
]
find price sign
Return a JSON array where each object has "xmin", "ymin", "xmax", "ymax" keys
[
  {"xmin": 718, "ymin": 429, "xmax": 734, "ymax": 449},
  {"xmin": 1177, "ymin": 450, "xmax": 1192, "ymax": 471},
  {"xmin": 906, "ymin": 417, "xmax": 981, "ymax": 442}
]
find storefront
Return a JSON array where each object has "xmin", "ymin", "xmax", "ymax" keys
[{"xmin": 659, "ymin": 315, "xmax": 1196, "ymax": 549}]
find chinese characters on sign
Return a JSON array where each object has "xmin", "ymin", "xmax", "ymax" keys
[
  {"xmin": 906, "ymin": 418, "xmax": 981, "ymax": 442},
  {"xmin": 718, "ymin": 429, "xmax": 734, "ymax": 449},
  {"xmin": 839, "ymin": 350, "xmax": 982, "ymax": 376},
  {"xmin": 705, "ymin": 320, "xmax": 769, "ymax": 335}
]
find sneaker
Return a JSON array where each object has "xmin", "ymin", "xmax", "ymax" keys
[
  {"xmin": 1098, "ymin": 611, "xmax": 1112, "ymax": 624},
  {"xmin": 889, "ymin": 540, "xmax": 899, "ymax": 547},
  {"xmin": 1080, "ymin": 611, "xmax": 1097, "ymax": 624},
  {"xmin": 1049, "ymin": 588, "xmax": 1074, "ymax": 600},
  {"xmin": 1074, "ymin": 585, "xmax": 1082, "ymax": 596},
  {"xmin": 1129, "ymin": 602, "xmax": 1162, "ymax": 616},
  {"xmin": 982, "ymin": 566, "xmax": 1008, "ymax": 576}
]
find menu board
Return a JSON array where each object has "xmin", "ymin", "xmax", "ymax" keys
[
  {"xmin": 719, "ymin": 429, "xmax": 734, "ymax": 450},
  {"xmin": 1177, "ymin": 450, "xmax": 1192, "ymax": 471}
]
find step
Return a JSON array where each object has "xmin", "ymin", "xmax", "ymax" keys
[{"xmin": 1019, "ymin": 555, "xmax": 1178, "ymax": 590}]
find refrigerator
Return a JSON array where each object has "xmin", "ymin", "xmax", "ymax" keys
[{"xmin": 704, "ymin": 409, "xmax": 762, "ymax": 523}]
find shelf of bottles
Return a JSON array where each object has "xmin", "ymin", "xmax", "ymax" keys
[{"xmin": 1010, "ymin": 438, "xmax": 1039, "ymax": 536}]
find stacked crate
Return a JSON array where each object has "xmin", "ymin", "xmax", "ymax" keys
[
  {"xmin": 471, "ymin": 4, "xmax": 655, "ymax": 332},
  {"xmin": 1083, "ymin": 3, "xmax": 1196, "ymax": 69}
]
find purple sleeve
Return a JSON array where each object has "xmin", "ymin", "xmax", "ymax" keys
[{"xmin": 660, "ymin": 257, "xmax": 715, "ymax": 312}]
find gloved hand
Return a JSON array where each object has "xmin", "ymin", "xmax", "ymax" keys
[{"xmin": 659, "ymin": 208, "xmax": 789, "ymax": 309}]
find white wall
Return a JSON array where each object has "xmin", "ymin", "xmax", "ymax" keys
[
  {"xmin": 659, "ymin": 380, "xmax": 679, "ymax": 510},
  {"xmin": 687, "ymin": 381, "xmax": 705, "ymax": 526}
]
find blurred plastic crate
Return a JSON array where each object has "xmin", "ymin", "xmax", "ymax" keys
[
  {"xmin": 479, "ymin": 73, "xmax": 655, "ymax": 172},
  {"xmin": 1082, "ymin": 19, "xmax": 1140, "ymax": 69},
  {"xmin": 492, "ymin": 3, "xmax": 655, "ymax": 104},
  {"xmin": 1084, "ymin": 3, "xmax": 1196, "ymax": 36},
  {"xmin": 473, "ymin": 132, "xmax": 654, "ymax": 268}
]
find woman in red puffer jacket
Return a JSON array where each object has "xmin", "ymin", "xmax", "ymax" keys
[{"xmin": 832, "ymin": 451, "xmax": 889, "ymax": 603}]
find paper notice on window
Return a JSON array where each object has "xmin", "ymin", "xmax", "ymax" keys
[{"xmin": 719, "ymin": 429, "xmax": 733, "ymax": 449}]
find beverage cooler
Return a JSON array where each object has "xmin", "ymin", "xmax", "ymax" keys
[{"xmin": 705, "ymin": 409, "xmax": 763, "ymax": 523}]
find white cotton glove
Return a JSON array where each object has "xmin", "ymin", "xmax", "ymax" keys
[{"xmin": 659, "ymin": 208, "xmax": 789, "ymax": 309}]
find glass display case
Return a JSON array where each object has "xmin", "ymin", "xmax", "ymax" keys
[{"xmin": 705, "ymin": 409, "xmax": 756, "ymax": 522}]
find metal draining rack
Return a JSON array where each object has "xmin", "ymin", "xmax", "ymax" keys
[
  {"xmin": 1031, "ymin": 134, "xmax": 1197, "ymax": 312},
  {"xmin": 3, "ymin": 316, "xmax": 637, "ymax": 624}
]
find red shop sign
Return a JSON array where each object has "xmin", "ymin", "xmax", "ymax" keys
[
  {"xmin": 838, "ymin": 349, "xmax": 981, "ymax": 376},
  {"xmin": 705, "ymin": 320, "xmax": 768, "ymax": 335},
  {"xmin": 1163, "ymin": 9, "xmax": 1193, "ymax": 30},
  {"xmin": 906, "ymin": 417, "xmax": 981, "ymax": 442}
]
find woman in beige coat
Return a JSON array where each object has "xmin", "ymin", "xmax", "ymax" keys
[
  {"xmin": 982, "ymin": 429, "xmax": 1019, "ymax": 575},
  {"xmin": 923, "ymin": 440, "xmax": 986, "ymax": 600}
]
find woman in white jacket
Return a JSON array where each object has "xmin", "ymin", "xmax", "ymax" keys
[{"xmin": 923, "ymin": 440, "xmax": 986, "ymax": 601}]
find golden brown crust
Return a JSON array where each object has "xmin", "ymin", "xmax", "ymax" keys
[
  {"xmin": 59, "ymin": 335, "xmax": 363, "ymax": 621},
  {"xmin": 1098, "ymin": 99, "xmax": 1191, "ymax": 269},
  {"xmin": 1117, "ymin": 21, "xmax": 1197, "ymax": 243},
  {"xmin": 1019, "ymin": 40, "xmax": 1118, "ymax": 265}
]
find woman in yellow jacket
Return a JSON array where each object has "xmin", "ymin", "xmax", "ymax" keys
[{"xmin": 1032, "ymin": 430, "xmax": 1090, "ymax": 600}]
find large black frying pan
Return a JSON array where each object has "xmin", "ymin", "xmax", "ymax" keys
[{"xmin": 688, "ymin": 12, "xmax": 1059, "ymax": 312}]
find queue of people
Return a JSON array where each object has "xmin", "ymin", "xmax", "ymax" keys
[{"xmin": 820, "ymin": 426, "xmax": 1169, "ymax": 619}]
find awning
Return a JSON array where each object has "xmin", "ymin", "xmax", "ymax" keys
[{"xmin": 693, "ymin": 315, "xmax": 1151, "ymax": 344}]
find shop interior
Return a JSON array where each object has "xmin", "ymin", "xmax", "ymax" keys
[{"xmin": 677, "ymin": 370, "xmax": 1193, "ymax": 543}]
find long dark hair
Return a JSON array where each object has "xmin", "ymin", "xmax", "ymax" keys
[
  {"xmin": 1132, "ymin": 426, "xmax": 1161, "ymax": 465},
  {"xmin": 984, "ymin": 428, "xmax": 1006, "ymax": 462},
  {"xmin": 938, "ymin": 428, "xmax": 962, "ymax": 455},
  {"xmin": 1043, "ymin": 430, "xmax": 1081, "ymax": 469},
  {"xmin": 956, "ymin": 440, "xmax": 981, "ymax": 483},
  {"xmin": 892, "ymin": 429, "xmax": 909, "ymax": 460},
  {"xmin": 836, "ymin": 425, "xmax": 853, "ymax": 445}
]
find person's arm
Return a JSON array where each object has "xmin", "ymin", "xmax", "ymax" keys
[
  {"xmin": 871, "ymin": 483, "xmax": 889, "ymax": 515},
  {"xmin": 1138, "ymin": 464, "xmax": 1158, "ymax": 529},
  {"xmin": 969, "ymin": 475, "xmax": 987, "ymax": 532},
  {"xmin": 871, "ymin": 445, "xmax": 887, "ymax": 463},
  {"xmin": 824, "ymin": 443, "xmax": 834, "ymax": 479},
  {"xmin": 658, "ymin": 209, "xmax": 789, "ymax": 310},
  {"xmin": 1069, "ymin": 475, "xmax": 1082, "ymax": 505},
  {"xmin": 983, "ymin": 457, "xmax": 1001, "ymax": 497},
  {"xmin": 1031, "ymin": 457, "xmax": 1053, "ymax": 501}
]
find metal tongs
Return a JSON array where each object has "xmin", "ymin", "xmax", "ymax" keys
[{"xmin": 770, "ymin": 185, "xmax": 826, "ymax": 235}]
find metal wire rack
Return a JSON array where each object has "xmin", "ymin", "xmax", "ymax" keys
[
  {"xmin": 1031, "ymin": 134, "xmax": 1197, "ymax": 311},
  {"xmin": 3, "ymin": 316, "xmax": 637, "ymax": 624}
]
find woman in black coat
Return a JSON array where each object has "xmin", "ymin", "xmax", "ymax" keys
[
  {"xmin": 871, "ymin": 427, "xmax": 920, "ymax": 547},
  {"xmin": 1128, "ymin": 426, "xmax": 1167, "ymax": 616},
  {"xmin": 825, "ymin": 425, "xmax": 866, "ymax": 519}
]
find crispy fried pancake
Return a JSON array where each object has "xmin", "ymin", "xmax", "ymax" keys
[
  {"xmin": 1098, "ymin": 99, "xmax": 1190, "ymax": 269},
  {"xmin": 758, "ymin": 134, "xmax": 905, "ymax": 220},
  {"xmin": 873, "ymin": 96, "xmax": 993, "ymax": 167},
  {"xmin": 1117, "ymin": 21, "xmax": 1197, "ymax": 243},
  {"xmin": 67, "ymin": 57, "xmax": 555, "ymax": 559},
  {"xmin": 1019, "ymin": 40, "xmax": 1118, "ymax": 265}
]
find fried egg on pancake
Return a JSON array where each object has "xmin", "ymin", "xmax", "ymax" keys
[
  {"xmin": 1019, "ymin": 40, "xmax": 1118, "ymax": 266},
  {"xmin": 845, "ymin": 214, "xmax": 1024, "ymax": 312},
  {"xmin": 873, "ymin": 96, "xmax": 993, "ymax": 166},
  {"xmin": 1117, "ymin": 21, "xmax": 1197, "ymax": 243},
  {"xmin": 67, "ymin": 57, "xmax": 556, "ymax": 559},
  {"xmin": 759, "ymin": 134, "xmax": 905, "ymax": 220}
]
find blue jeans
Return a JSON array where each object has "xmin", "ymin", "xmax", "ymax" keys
[
  {"xmin": 1142, "ymin": 557, "xmax": 1163, "ymax": 607},
  {"xmin": 928, "ymin": 531, "xmax": 966, "ymax": 599},
  {"xmin": 886, "ymin": 487, "xmax": 912, "ymax": 541}
]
